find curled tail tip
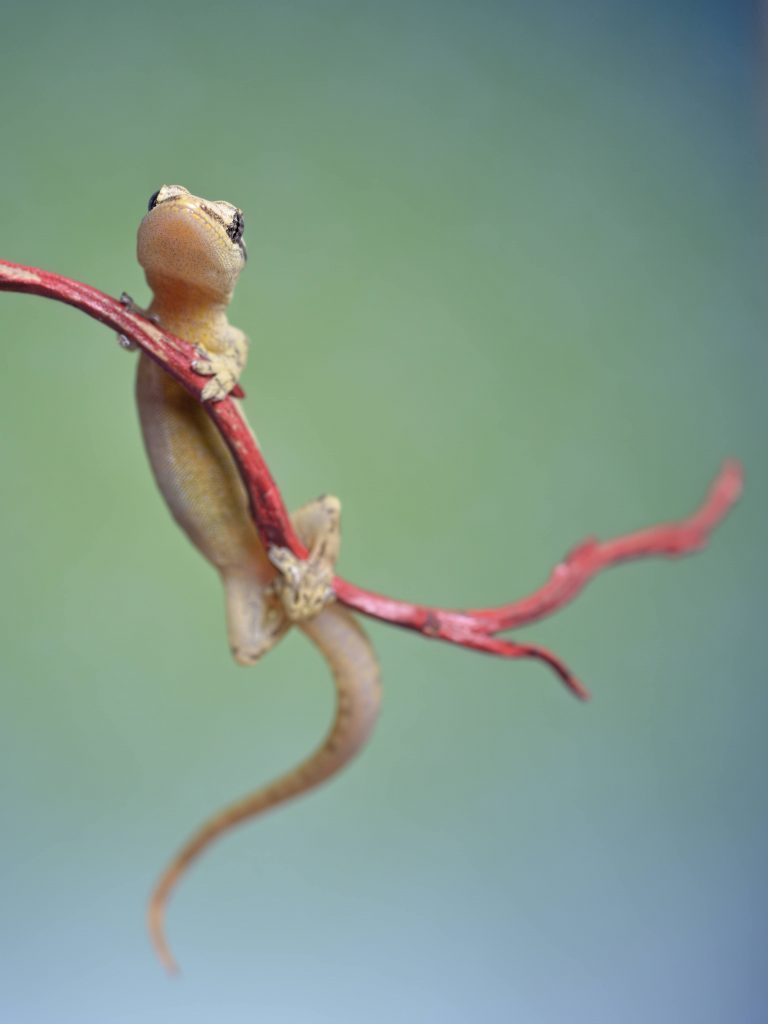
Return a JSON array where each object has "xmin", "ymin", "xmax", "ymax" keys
[{"xmin": 148, "ymin": 893, "xmax": 181, "ymax": 976}]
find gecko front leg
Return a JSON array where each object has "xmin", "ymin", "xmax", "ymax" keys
[
  {"xmin": 116, "ymin": 291, "xmax": 160, "ymax": 351},
  {"xmin": 191, "ymin": 327, "xmax": 248, "ymax": 402}
]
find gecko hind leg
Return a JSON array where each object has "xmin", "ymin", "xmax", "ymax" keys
[
  {"xmin": 227, "ymin": 494, "xmax": 341, "ymax": 665},
  {"xmin": 268, "ymin": 494, "xmax": 341, "ymax": 622}
]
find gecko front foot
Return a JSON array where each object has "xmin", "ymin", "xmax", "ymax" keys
[
  {"xmin": 268, "ymin": 547, "xmax": 336, "ymax": 622},
  {"xmin": 191, "ymin": 349, "xmax": 241, "ymax": 402}
]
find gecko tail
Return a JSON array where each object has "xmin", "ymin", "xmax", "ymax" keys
[{"xmin": 147, "ymin": 604, "xmax": 381, "ymax": 973}]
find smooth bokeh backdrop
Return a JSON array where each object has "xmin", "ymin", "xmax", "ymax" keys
[{"xmin": 1, "ymin": 1, "xmax": 765, "ymax": 1021}]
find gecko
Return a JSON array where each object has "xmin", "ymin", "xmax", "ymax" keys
[{"xmin": 132, "ymin": 185, "xmax": 381, "ymax": 972}]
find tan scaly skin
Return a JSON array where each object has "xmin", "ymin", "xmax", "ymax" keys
[{"xmin": 133, "ymin": 185, "xmax": 381, "ymax": 973}]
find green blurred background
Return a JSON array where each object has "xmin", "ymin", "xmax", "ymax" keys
[{"xmin": 1, "ymin": 1, "xmax": 764, "ymax": 1020}]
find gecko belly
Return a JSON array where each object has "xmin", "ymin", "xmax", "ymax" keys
[{"xmin": 135, "ymin": 353, "xmax": 286, "ymax": 661}]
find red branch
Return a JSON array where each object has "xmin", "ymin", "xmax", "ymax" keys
[{"xmin": 0, "ymin": 259, "xmax": 743, "ymax": 700}]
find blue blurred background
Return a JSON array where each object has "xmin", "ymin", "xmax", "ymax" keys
[{"xmin": 0, "ymin": 1, "xmax": 765, "ymax": 1021}]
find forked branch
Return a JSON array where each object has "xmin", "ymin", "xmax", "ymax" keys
[{"xmin": 0, "ymin": 259, "xmax": 743, "ymax": 699}]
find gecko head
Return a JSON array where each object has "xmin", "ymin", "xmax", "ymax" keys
[{"xmin": 138, "ymin": 185, "xmax": 247, "ymax": 300}]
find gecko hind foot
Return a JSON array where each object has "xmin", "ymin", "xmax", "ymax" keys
[{"xmin": 268, "ymin": 546, "xmax": 335, "ymax": 622}]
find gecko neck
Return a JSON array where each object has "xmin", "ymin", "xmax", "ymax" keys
[{"xmin": 148, "ymin": 285, "xmax": 234, "ymax": 352}]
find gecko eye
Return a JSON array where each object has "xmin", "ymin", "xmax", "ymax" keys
[
  {"xmin": 227, "ymin": 210, "xmax": 245, "ymax": 244},
  {"xmin": 147, "ymin": 189, "xmax": 161, "ymax": 212}
]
